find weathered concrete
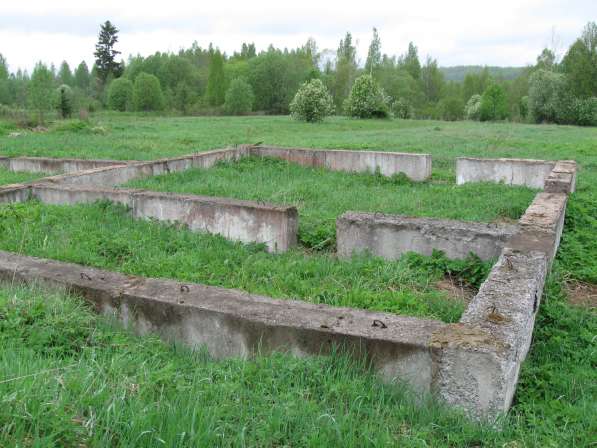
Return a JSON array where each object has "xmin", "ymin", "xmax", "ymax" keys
[
  {"xmin": 337, "ymin": 212, "xmax": 517, "ymax": 261},
  {"xmin": 544, "ymin": 160, "xmax": 577, "ymax": 194},
  {"xmin": 29, "ymin": 184, "xmax": 298, "ymax": 252},
  {"xmin": 250, "ymin": 145, "xmax": 432, "ymax": 181},
  {"xmin": 431, "ymin": 249, "xmax": 548, "ymax": 419},
  {"xmin": 0, "ymin": 250, "xmax": 447, "ymax": 395},
  {"xmin": 5, "ymin": 156, "xmax": 132, "ymax": 174},
  {"xmin": 507, "ymin": 192, "xmax": 568, "ymax": 264},
  {"xmin": 456, "ymin": 157, "xmax": 556, "ymax": 189},
  {"xmin": 0, "ymin": 157, "xmax": 9, "ymax": 169},
  {"xmin": 0, "ymin": 184, "xmax": 30, "ymax": 203}
]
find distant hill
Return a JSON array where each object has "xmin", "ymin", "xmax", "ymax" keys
[{"xmin": 440, "ymin": 66, "xmax": 526, "ymax": 82}]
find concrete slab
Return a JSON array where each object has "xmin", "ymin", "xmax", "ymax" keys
[{"xmin": 456, "ymin": 157, "xmax": 555, "ymax": 189}]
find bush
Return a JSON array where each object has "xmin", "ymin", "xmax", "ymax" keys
[
  {"xmin": 479, "ymin": 84, "xmax": 509, "ymax": 121},
  {"xmin": 344, "ymin": 74, "xmax": 391, "ymax": 118},
  {"xmin": 519, "ymin": 96, "xmax": 529, "ymax": 120},
  {"xmin": 107, "ymin": 78, "xmax": 133, "ymax": 111},
  {"xmin": 392, "ymin": 97, "xmax": 414, "ymax": 119},
  {"xmin": 224, "ymin": 78, "xmax": 255, "ymax": 115},
  {"xmin": 464, "ymin": 94, "xmax": 482, "ymax": 120},
  {"xmin": 289, "ymin": 79, "xmax": 334, "ymax": 122},
  {"xmin": 439, "ymin": 96, "xmax": 464, "ymax": 121},
  {"xmin": 132, "ymin": 73, "xmax": 164, "ymax": 111},
  {"xmin": 55, "ymin": 85, "xmax": 73, "ymax": 119},
  {"xmin": 528, "ymin": 69, "xmax": 569, "ymax": 123},
  {"xmin": 569, "ymin": 97, "xmax": 597, "ymax": 126}
]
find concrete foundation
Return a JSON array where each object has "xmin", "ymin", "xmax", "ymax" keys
[
  {"xmin": 250, "ymin": 145, "xmax": 432, "ymax": 181},
  {"xmin": 456, "ymin": 157, "xmax": 556, "ymax": 189},
  {"xmin": 0, "ymin": 250, "xmax": 446, "ymax": 395},
  {"xmin": 5, "ymin": 156, "xmax": 133, "ymax": 174},
  {"xmin": 29, "ymin": 184, "xmax": 298, "ymax": 253},
  {"xmin": 337, "ymin": 212, "xmax": 517, "ymax": 261}
]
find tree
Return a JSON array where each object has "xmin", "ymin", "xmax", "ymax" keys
[
  {"xmin": 107, "ymin": 77, "xmax": 133, "ymax": 111},
  {"xmin": 479, "ymin": 84, "xmax": 509, "ymax": 121},
  {"xmin": 29, "ymin": 62, "xmax": 55, "ymax": 123},
  {"xmin": 58, "ymin": 61, "xmax": 73, "ymax": 86},
  {"xmin": 132, "ymin": 72, "xmax": 163, "ymax": 111},
  {"xmin": 562, "ymin": 22, "xmax": 597, "ymax": 98},
  {"xmin": 344, "ymin": 73, "xmax": 390, "ymax": 118},
  {"xmin": 289, "ymin": 79, "xmax": 334, "ymax": 122},
  {"xmin": 402, "ymin": 42, "xmax": 421, "ymax": 80},
  {"xmin": 94, "ymin": 20, "xmax": 123, "ymax": 83},
  {"xmin": 206, "ymin": 50, "xmax": 226, "ymax": 106},
  {"xmin": 224, "ymin": 78, "xmax": 255, "ymax": 115},
  {"xmin": 465, "ymin": 94, "xmax": 482, "ymax": 120},
  {"xmin": 74, "ymin": 61, "xmax": 91, "ymax": 91},
  {"xmin": 0, "ymin": 53, "xmax": 9, "ymax": 104},
  {"xmin": 55, "ymin": 85, "xmax": 73, "ymax": 118},
  {"xmin": 333, "ymin": 32, "xmax": 358, "ymax": 108},
  {"xmin": 528, "ymin": 69, "xmax": 569, "ymax": 123},
  {"xmin": 420, "ymin": 56, "xmax": 444, "ymax": 103},
  {"xmin": 535, "ymin": 48, "xmax": 557, "ymax": 71},
  {"xmin": 365, "ymin": 28, "xmax": 382, "ymax": 79},
  {"xmin": 248, "ymin": 49, "xmax": 294, "ymax": 114},
  {"xmin": 463, "ymin": 67, "xmax": 491, "ymax": 102}
]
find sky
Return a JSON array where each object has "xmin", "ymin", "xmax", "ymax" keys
[{"xmin": 1, "ymin": 0, "xmax": 595, "ymax": 73}]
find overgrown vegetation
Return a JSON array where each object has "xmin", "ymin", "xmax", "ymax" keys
[
  {"xmin": 0, "ymin": 268, "xmax": 593, "ymax": 446},
  {"xmin": 0, "ymin": 167, "xmax": 46, "ymax": 186},
  {"xmin": 126, "ymin": 156, "xmax": 535, "ymax": 249},
  {"xmin": 0, "ymin": 200, "xmax": 476, "ymax": 322}
]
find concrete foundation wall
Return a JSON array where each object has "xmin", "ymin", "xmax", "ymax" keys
[
  {"xmin": 337, "ymin": 212, "xmax": 517, "ymax": 261},
  {"xmin": 456, "ymin": 157, "xmax": 556, "ymax": 189},
  {"xmin": 7, "ymin": 157, "xmax": 131, "ymax": 174},
  {"xmin": 0, "ymin": 250, "xmax": 447, "ymax": 395},
  {"xmin": 30, "ymin": 184, "xmax": 298, "ymax": 252},
  {"xmin": 431, "ymin": 250, "xmax": 548, "ymax": 419},
  {"xmin": 0, "ymin": 184, "xmax": 30, "ymax": 203},
  {"xmin": 250, "ymin": 146, "xmax": 432, "ymax": 181},
  {"xmin": 544, "ymin": 161, "xmax": 577, "ymax": 194},
  {"xmin": 0, "ymin": 157, "xmax": 9, "ymax": 169}
]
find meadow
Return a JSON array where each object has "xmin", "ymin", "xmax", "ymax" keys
[
  {"xmin": 126, "ymin": 156, "xmax": 535, "ymax": 249},
  {"xmin": 0, "ymin": 114, "xmax": 595, "ymax": 446}
]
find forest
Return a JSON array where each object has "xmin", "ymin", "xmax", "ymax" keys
[{"xmin": 0, "ymin": 21, "xmax": 595, "ymax": 126}]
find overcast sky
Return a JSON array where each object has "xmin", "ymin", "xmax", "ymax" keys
[{"xmin": 1, "ymin": 0, "xmax": 595, "ymax": 73}]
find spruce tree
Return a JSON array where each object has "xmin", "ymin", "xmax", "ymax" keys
[{"xmin": 94, "ymin": 20, "xmax": 123, "ymax": 83}]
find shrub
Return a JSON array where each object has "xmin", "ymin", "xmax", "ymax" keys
[
  {"xmin": 55, "ymin": 85, "xmax": 73, "ymax": 119},
  {"xmin": 224, "ymin": 78, "xmax": 255, "ymax": 115},
  {"xmin": 289, "ymin": 79, "xmax": 334, "ymax": 122},
  {"xmin": 439, "ymin": 96, "xmax": 464, "ymax": 121},
  {"xmin": 132, "ymin": 72, "xmax": 164, "ymax": 111},
  {"xmin": 344, "ymin": 74, "xmax": 391, "ymax": 118},
  {"xmin": 464, "ymin": 94, "xmax": 482, "ymax": 120},
  {"xmin": 569, "ymin": 97, "xmax": 597, "ymax": 126},
  {"xmin": 479, "ymin": 84, "xmax": 509, "ymax": 121},
  {"xmin": 519, "ymin": 96, "xmax": 529, "ymax": 120},
  {"xmin": 528, "ymin": 69, "xmax": 569, "ymax": 123},
  {"xmin": 107, "ymin": 78, "xmax": 133, "ymax": 111},
  {"xmin": 392, "ymin": 98, "xmax": 414, "ymax": 119}
]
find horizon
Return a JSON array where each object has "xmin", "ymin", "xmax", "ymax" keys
[{"xmin": 1, "ymin": 0, "xmax": 595, "ymax": 73}]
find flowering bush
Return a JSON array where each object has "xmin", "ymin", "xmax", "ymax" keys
[
  {"xmin": 289, "ymin": 79, "xmax": 334, "ymax": 122},
  {"xmin": 344, "ymin": 74, "xmax": 390, "ymax": 118},
  {"xmin": 464, "ymin": 94, "xmax": 482, "ymax": 120}
]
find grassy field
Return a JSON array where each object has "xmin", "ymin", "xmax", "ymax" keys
[
  {"xmin": 0, "ymin": 114, "xmax": 596, "ymax": 445},
  {"xmin": 0, "ymin": 276, "xmax": 594, "ymax": 447},
  {"xmin": 0, "ymin": 167, "xmax": 47, "ymax": 186},
  {"xmin": 0, "ymin": 200, "xmax": 481, "ymax": 322},
  {"xmin": 126, "ymin": 156, "xmax": 535, "ymax": 249}
]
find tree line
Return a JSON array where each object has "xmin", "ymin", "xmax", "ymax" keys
[{"xmin": 0, "ymin": 21, "xmax": 595, "ymax": 126}]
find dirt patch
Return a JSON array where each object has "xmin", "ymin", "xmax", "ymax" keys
[
  {"xmin": 436, "ymin": 276, "xmax": 476, "ymax": 304},
  {"xmin": 565, "ymin": 281, "xmax": 597, "ymax": 309}
]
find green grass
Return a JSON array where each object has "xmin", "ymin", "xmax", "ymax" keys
[
  {"xmin": 126, "ymin": 156, "xmax": 535, "ymax": 249},
  {"xmin": 0, "ymin": 167, "xmax": 46, "ymax": 186},
  {"xmin": 0, "ymin": 274, "xmax": 594, "ymax": 447},
  {"xmin": 0, "ymin": 200, "xmax": 488, "ymax": 322}
]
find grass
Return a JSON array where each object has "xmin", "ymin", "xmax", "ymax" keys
[
  {"xmin": 126, "ymin": 156, "xmax": 535, "ymax": 249},
  {"xmin": 0, "ymin": 167, "xmax": 46, "ymax": 186},
  {"xmin": 0, "ymin": 200, "xmax": 490, "ymax": 322},
  {"xmin": 0, "ymin": 273, "xmax": 594, "ymax": 447}
]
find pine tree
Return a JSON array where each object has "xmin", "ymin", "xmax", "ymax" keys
[
  {"xmin": 74, "ymin": 61, "xmax": 91, "ymax": 91},
  {"xmin": 94, "ymin": 20, "xmax": 123, "ymax": 83},
  {"xmin": 58, "ymin": 61, "xmax": 74, "ymax": 86}
]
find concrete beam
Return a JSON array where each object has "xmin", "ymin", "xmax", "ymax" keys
[
  {"xmin": 456, "ymin": 157, "xmax": 556, "ymax": 189},
  {"xmin": 250, "ymin": 145, "xmax": 432, "ymax": 181},
  {"xmin": 337, "ymin": 212, "xmax": 517, "ymax": 261},
  {"xmin": 0, "ymin": 250, "xmax": 447, "ymax": 396}
]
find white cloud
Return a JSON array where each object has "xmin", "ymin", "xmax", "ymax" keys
[{"xmin": 1, "ymin": 0, "xmax": 594, "ymax": 72}]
